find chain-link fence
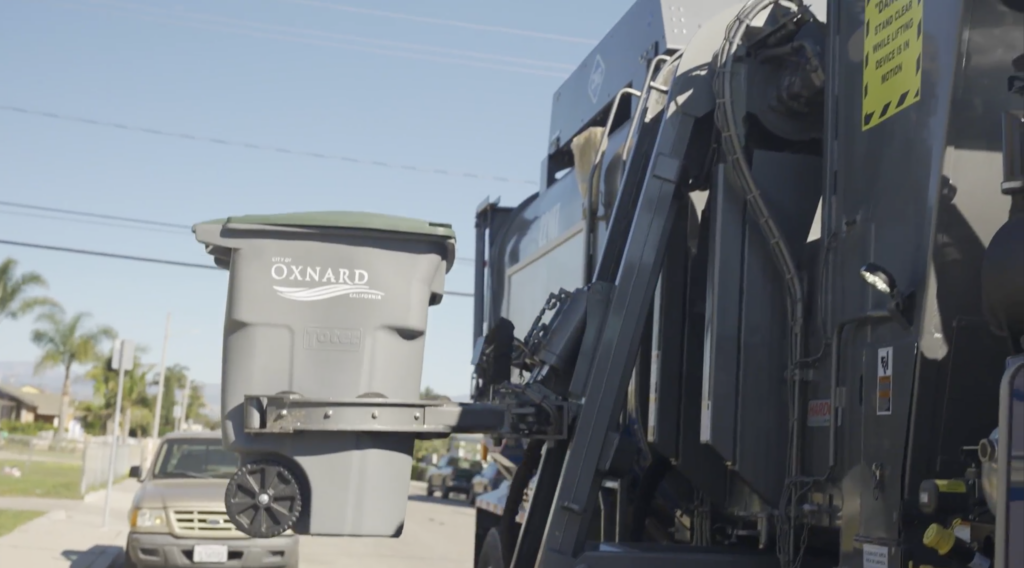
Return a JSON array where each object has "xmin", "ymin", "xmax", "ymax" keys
[
  {"xmin": 79, "ymin": 436, "xmax": 144, "ymax": 495},
  {"xmin": 0, "ymin": 433, "xmax": 84, "ymax": 465},
  {"xmin": 0, "ymin": 433, "xmax": 144, "ymax": 496}
]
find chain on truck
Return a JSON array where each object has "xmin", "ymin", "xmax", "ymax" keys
[{"xmin": 191, "ymin": 1, "xmax": 1024, "ymax": 568}]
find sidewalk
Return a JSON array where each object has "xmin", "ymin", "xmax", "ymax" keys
[{"xmin": 0, "ymin": 480, "xmax": 137, "ymax": 568}]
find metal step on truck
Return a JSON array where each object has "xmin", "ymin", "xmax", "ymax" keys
[{"xmin": 191, "ymin": 1, "xmax": 1024, "ymax": 567}]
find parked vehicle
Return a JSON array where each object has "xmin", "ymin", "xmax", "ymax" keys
[
  {"xmin": 425, "ymin": 455, "xmax": 483, "ymax": 499},
  {"xmin": 124, "ymin": 431, "xmax": 298, "ymax": 568},
  {"xmin": 469, "ymin": 461, "xmax": 506, "ymax": 504}
]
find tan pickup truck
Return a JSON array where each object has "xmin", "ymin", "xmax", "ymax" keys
[{"xmin": 124, "ymin": 431, "xmax": 299, "ymax": 568}]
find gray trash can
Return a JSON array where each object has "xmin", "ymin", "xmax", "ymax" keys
[{"xmin": 193, "ymin": 211, "xmax": 455, "ymax": 538}]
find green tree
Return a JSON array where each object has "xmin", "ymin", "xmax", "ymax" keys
[
  {"xmin": 159, "ymin": 364, "xmax": 190, "ymax": 435},
  {"xmin": 76, "ymin": 400, "xmax": 109, "ymax": 436},
  {"xmin": 31, "ymin": 308, "xmax": 116, "ymax": 438},
  {"xmin": 155, "ymin": 364, "xmax": 208, "ymax": 432},
  {"xmin": 185, "ymin": 382, "xmax": 208, "ymax": 424},
  {"xmin": 84, "ymin": 347, "xmax": 155, "ymax": 437},
  {"xmin": 0, "ymin": 257, "xmax": 58, "ymax": 327},
  {"xmin": 420, "ymin": 386, "xmax": 451, "ymax": 402}
]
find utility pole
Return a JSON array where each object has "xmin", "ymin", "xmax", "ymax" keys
[
  {"xmin": 104, "ymin": 338, "xmax": 134, "ymax": 528},
  {"xmin": 178, "ymin": 374, "xmax": 192, "ymax": 431},
  {"xmin": 151, "ymin": 313, "xmax": 171, "ymax": 438}
]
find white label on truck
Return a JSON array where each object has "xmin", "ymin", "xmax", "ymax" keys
[
  {"xmin": 588, "ymin": 54, "xmax": 605, "ymax": 103},
  {"xmin": 863, "ymin": 543, "xmax": 889, "ymax": 567},
  {"xmin": 876, "ymin": 347, "xmax": 893, "ymax": 415},
  {"xmin": 807, "ymin": 399, "xmax": 831, "ymax": 427}
]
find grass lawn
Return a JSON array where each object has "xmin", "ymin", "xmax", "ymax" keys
[
  {"xmin": 0, "ymin": 509, "xmax": 46, "ymax": 537},
  {"xmin": 0, "ymin": 460, "xmax": 83, "ymax": 499}
]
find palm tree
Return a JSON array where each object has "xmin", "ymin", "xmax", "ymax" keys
[
  {"xmin": 159, "ymin": 364, "xmax": 190, "ymax": 435},
  {"xmin": 0, "ymin": 257, "xmax": 59, "ymax": 326},
  {"xmin": 184, "ymin": 381, "xmax": 208, "ymax": 425},
  {"xmin": 86, "ymin": 348, "xmax": 154, "ymax": 437},
  {"xmin": 31, "ymin": 308, "xmax": 116, "ymax": 438}
]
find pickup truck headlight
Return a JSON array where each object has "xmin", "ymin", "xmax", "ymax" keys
[{"xmin": 129, "ymin": 508, "xmax": 169, "ymax": 532}]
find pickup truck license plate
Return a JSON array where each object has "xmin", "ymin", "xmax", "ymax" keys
[{"xmin": 193, "ymin": 544, "xmax": 229, "ymax": 563}]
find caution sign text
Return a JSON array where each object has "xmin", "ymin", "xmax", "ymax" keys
[{"xmin": 862, "ymin": 0, "xmax": 923, "ymax": 130}]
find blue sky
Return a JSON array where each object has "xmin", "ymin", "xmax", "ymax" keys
[{"xmin": 0, "ymin": 0, "xmax": 630, "ymax": 401}]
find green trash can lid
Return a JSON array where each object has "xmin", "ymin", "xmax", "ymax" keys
[{"xmin": 195, "ymin": 210, "xmax": 456, "ymax": 240}]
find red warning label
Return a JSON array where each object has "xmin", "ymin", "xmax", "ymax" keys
[{"xmin": 807, "ymin": 399, "xmax": 832, "ymax": 427}]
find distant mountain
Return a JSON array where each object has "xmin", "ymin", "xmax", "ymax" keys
[
  {"xmin": 0, "ymin": 361, "xmax": 94, "ymax": 401},
  {"xmin": 0, "ymin": 361, "xmax": 455, "ymax": 422}
]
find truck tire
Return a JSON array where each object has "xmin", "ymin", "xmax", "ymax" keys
[{"xmin": 477, "ymin": 527, "xmax": 504, "ymax": 568}]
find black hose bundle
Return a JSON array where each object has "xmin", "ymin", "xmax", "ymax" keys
[
  {"xmin": 500, "ymin": 439, "xmax": 544, "ymax": 567},
  {"xmin": 628, "ymin": 452, "xmax": 673, "ymax": 541}
]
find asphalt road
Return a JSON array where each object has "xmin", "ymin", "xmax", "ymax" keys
[{"xmin": 297, "ymin": 481, "xmax": 477, "ymax": 568}]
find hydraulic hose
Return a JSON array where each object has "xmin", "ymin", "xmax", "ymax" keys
[
  {"xmin": 500, "ymin": 439, "xmax": 544, "ymax": 567},
  {"xmin": 628, "ymin": 453, "xmax": 673, "ymax": 541},
  {"xmin": 713, "ymin": 1, "xmax": 811, "ymax": 566}
]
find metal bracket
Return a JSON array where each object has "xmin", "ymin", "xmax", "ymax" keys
[{"xmin": 241, "ymin": 394, "xmax": 506, "ymax": 436}]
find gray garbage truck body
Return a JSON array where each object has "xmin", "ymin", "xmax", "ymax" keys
[
  {"xmin": 194, "ymin": 1, "xmax": 1024, "ymax": 567},
  {"xmin": 466, "ymin": 1, "xmax": 1024, "ymax": 568}
]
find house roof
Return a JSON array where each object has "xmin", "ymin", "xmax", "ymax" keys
[
  {"xmin": 0, "ymin": 384, "xmax": 34, "ymax": 406},
  {"xmin": 0, "ymin": 384, "xmax": 65, "ymax": 416}
]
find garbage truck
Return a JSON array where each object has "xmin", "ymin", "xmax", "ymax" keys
[
  {"xmin": 192, "ymin": 0, "xmax": 1024, "ymax": 567},
  {"xmin": 464, "ymin": 1, "xmax": 1024, "ymax": 567}
]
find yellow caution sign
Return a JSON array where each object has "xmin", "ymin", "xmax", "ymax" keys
[{"xmin": 862, "ymin": 0, "xmax": 924, "ymax": 130}]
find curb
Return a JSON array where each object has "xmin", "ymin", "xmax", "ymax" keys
[
  {"xmin": 0, "ymin": 508, "xmax": 67, "ymax": 538},
  {"xmin": 83, "ymin": 478, "xmax": 135, "ymax": 504},
  {"xmin": 83, "ymin": 487, "xmax": 106, "ymax": 504}
]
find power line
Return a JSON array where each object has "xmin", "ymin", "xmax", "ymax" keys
[
  {"xmin": 0, "ymin": 200, "xmax": 189, "ymax": 229},
  {"xmin": 0, "ymin": 209, "xmax": 183, "ymax": 235},
  {"xmin": 0, "ymin": 200, "xmax": 477, "ymax": 264},
  {"xmin": 279, "ymin": 0, "xmax": 598, "ymax": 45},
  {"xmin": 40, "ymin": 0, "xmax": 568, "ymax": 78},
  {"xmin": 0, "ymin": 238, "xmax": 475, "ymax": 298},
  {"xmin": 86, "ymin": 0, "xmax": 574, "ymax": 72},
  {"xmin": 0, "ymin": 105, "xmax": 538, "ymax": 186},
  {"xmin": 0, "ymin": 238, "xmax": 221, "ymax": 270}
]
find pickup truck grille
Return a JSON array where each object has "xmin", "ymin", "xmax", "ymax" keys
[{"xmin": 169, "ymin": 509, "xmax": 242, "ymax": 538}]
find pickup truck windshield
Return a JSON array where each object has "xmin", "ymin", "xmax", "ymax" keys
[{"xmin": 152, "ymin": 439, "xmax": 239, "ymax": 480}]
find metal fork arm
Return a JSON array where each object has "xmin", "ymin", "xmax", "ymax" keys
[{"xmin": 529, "ymin": 75, "xmax": 705, "ymax": 568}]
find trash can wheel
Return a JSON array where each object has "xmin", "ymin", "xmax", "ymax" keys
[{"xmin": 225, "ymin": 460, "xmax": 303, "ymax": 538}]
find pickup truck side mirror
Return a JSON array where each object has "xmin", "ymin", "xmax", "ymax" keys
[{"xmin": 129, "ymin": 465, "xmax": 143, "ymax": 480}]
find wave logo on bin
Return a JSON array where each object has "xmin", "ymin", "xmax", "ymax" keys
[{"xmin": 270, "ymin": 261, "xmax": 384, "ymax": 301}]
